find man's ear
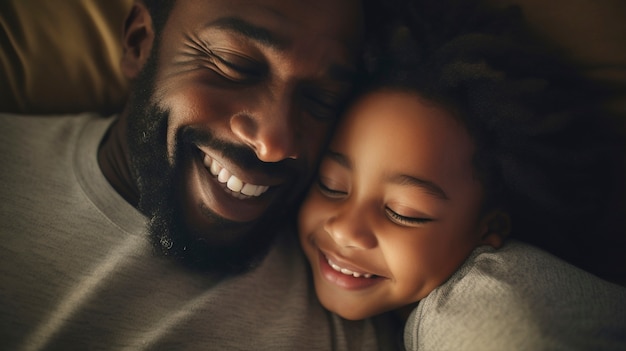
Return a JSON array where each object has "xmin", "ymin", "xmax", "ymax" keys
[
  {"xmin": 478, "ymin": 210, "xmax": 511, "ymax": 249},
  {"xmin": 120, "ymin": 3, "xmax": 155, "ymax": 80}
]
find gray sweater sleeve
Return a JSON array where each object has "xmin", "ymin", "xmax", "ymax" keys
[{"xmin": 404, "ymin": 240, "xmax": 626, "ymax": 351}]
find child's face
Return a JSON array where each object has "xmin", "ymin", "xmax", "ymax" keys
[{"xmin": 298, "ymin": 90, "xmax": 495, "ymax": 320}]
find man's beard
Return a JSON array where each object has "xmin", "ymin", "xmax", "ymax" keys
[{"xmin": 125, "ymin": 53, "xmax": 279, "ymax": 276}]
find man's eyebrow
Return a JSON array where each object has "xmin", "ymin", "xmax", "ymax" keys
[
  {"xmin": 207, "ymin": 17, "xmax": 355, "ymax": 83},
  {"xmin": 207, "ymin": 17, "xmax": 288, "ymax": 50},
  {"xmin": 387, "ymin": 174, "xmax": 450, "ymax": 201}
]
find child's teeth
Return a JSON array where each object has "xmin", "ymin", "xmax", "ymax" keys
[{"xmin": 327, "ymin": 257, "xmax": 373, "ymax": 278}]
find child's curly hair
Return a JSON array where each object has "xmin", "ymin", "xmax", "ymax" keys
[{"xmin": 363, "ymin": 0, "xmax": 626, "ymax": 284}]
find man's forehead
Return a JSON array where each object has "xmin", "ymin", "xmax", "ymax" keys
[
  {"xmin": 170, "ymin": 0, "xmax": 363, "ymax": 47},
  {"xmin": 160, "ymin": 0, "xmax": 364, "ymax": 84}
]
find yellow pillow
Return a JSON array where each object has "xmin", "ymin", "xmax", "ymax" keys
[{"xmin": 0, "ymin": 0, "xmax": 133, "ymax": 114}]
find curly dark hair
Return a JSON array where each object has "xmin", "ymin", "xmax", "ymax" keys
[{"xmin": 363, "ymin": 0, "xmax": 626, "ymax": 283}]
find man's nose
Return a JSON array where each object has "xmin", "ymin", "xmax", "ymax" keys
[
  {"xmin": 230, "ymin": 98, "xmax": 299, "ymax": 162},
  {"xmin": 323, "ymin": 204, "xmax": 377, "ymax": 250}
]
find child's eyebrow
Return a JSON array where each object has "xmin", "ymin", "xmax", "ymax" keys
[
  {"xmin": 325, "ymin": 150, "xmax": 351, "ymax": 169},
  {"xmin": 386, "ymin": 173, "xmax": 449, "ymax": 201},
  {"xmin": 324, "ymin": 149, "xmax": 448, "ymax": 200}
]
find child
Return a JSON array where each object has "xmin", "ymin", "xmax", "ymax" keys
[{"xmin": 298, "ymin": 3, "xmax": 626, "ymax": 350}]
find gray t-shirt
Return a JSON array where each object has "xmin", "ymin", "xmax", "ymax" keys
[
  {"xmin": 0, "ymin": 113, "xmax": 390, "ymax": 351},
  {"xmin": 405, "ymin": 240, "xmax": 626, "ymax": 351}
]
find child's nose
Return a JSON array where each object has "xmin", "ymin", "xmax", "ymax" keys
[{"xmin": 323, "ymin": 206, "xmax": 377, "ymax": 250}]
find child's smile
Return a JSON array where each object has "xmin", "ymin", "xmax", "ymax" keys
[{"xmin": 317, "ymin": 250, "xmax": 385, "ymax": 290}]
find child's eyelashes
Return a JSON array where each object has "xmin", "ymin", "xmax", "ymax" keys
[
  {"xmin": 317, "ymin": 177, "xmax": 433, "ymax": 227},
  {"xmin": 385, "ymin": 207, "xmax": 432, "ymax": 227},
  {"xmin": 317, "ymin": 178, "xmax": 347, "ymax": 198}
]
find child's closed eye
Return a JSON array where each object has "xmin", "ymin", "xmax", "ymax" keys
[
  {"xmin": 385, "ymin": 207, "xmax": 432, "ymax": 227},
  {"xmin": 317, "ymin": 178, "xmax": 347, "ymax": 199}
]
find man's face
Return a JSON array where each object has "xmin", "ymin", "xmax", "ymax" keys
[{"xmin": 127, "ymin": 0, "xmax": 364, "ymax": 272}]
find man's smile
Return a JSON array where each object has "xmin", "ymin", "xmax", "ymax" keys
[
  {"xmin": 186, "ymin": 146, "xmax": 287, "ymax": 223},
  {"xmin": 203, "ymin": 153, "xmax": 270, "ymax": 199}
]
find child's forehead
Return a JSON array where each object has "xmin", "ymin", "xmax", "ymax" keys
[
  {"xmin": 330, "ymin": 90, "xmax": 477, "ymax": 179},
  {"xmin": 320, "ymin": 88, "xmax": 486, "ymax": 224},
  {"xmin": 338, "ymin": 90, "xmax": 467, "ymax": 143}
]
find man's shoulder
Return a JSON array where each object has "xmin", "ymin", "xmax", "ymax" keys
[
  {"xmin": 0, "ymin": 112, "xmax": 116, "ymax": 150},
  {"xmin": 0, "ymin": 112, "xmax": 110, "ymax": 126},
  {"xmin": 1, "ymin": 112, "xmax": 109, "ymax": 137}
]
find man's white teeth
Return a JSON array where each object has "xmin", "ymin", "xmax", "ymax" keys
[
  {"xmin": 226, "ymin": 174, "xmax": 243, "ymax": 192},
  {"xmin": 327, "ymin": 257, "xmax": 373, "ymax": 278},
  {"xmin": 203, "ymin": 155, "xmax": 269, "ymax": 197},
  {"xmin": 210, "ymin": 161, "xmax": 221, "ymax": 178}
]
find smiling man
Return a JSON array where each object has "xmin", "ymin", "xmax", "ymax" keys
[
  {"xmin": 0, "ymin": 0, "xmax": 395, "ymax": 349},
  {"xmin": 101, "ymin": 0, "xmax": 364, "ymax": 273}
]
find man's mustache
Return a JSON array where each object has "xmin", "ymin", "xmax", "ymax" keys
[{"xmin": 179, "ymin": 126, "xmax": 302, "ymax": 177}]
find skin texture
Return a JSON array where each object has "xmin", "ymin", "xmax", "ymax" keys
[
  {"xmin": 97, "ymin": 0, "xmax": 364, "ymax": 272},
  {"xmin": 298, "ymin": 90, "xmax": 505, "ymax": 320}
]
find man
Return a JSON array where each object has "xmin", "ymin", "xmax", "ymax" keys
[
  {"xmin": 0, "ymin": 0, "xmax": 395, "ymax": 349},
  {"xmin": 106, "ymin": 0, "xmax": 365, "ymax": 273}
]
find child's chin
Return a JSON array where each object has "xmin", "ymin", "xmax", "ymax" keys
[{"xmin": 321, "ymin": 299, "xmax": 372, "ymax": 321}]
